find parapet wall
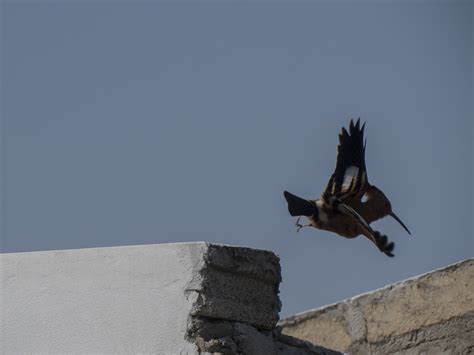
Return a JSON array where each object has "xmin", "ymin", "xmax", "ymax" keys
[
  {"xmin": 4, "ymin": 242, "xmax": 470, "ymax": 354},
  {"xmin": 279, "ymin": 258, "xmax": 474, "ymax": 354},
  {"xmin": 1, "ymin": 242, "xmax": 339, "ymax": 354}
]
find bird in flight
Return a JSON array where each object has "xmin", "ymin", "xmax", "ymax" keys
[{"xmin": 283, "ymin": 119, "xmax": 410, "ymax": 257}]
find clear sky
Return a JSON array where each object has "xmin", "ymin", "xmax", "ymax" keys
[{"xmin": 2, "ymin": 1, "xmax": 472, "ymax": 317}]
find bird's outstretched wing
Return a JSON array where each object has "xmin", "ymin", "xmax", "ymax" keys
[{"xmin": 322, "ymin": 118, "xmax": 369, "ymax": 203}]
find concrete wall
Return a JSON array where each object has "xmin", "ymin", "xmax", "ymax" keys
[
  {"xmin": 279, "ymin": 258, "xmax": 474, "ymax": 354},
  {"xmin": 1, "ymin": 243, "xmax": 203, "ymax": 353},
  {"xmin": 1, "ymin": 242, "xmax": 339, "ymax": 354},
  {"xmin": 7, "ymin": 242, "xmax": 468, "ymax": 354}
]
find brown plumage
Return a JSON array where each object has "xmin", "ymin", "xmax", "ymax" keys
[
  {"xmin": 284, "ymin": 118, "xmax": 410, "ymax": 257},
  {"xmin": 348, "ymin": 185, "xmax": 411, "ymax": 231}
]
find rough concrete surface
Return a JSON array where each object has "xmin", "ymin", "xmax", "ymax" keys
[
  {"xmin": 189, "ymin": 316, "xmax": 341, "ymax": 355},
  {"xmin": 279, "ymin": 258, "xmax": 474, "ymax": 354},
  {"xmin": 1, "ymin": 242, "xmax": 340, "ymax": 354},
  {"xmin": 185, "ymin": 243, "xmax": 340, "ymax": 354},
  {"xmin": 187, "ymin": 243, "xmax": 282, "ymax": 330}
]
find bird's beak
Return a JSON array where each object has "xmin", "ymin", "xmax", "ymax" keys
[{"xmin": 389, "ymin": 211, "xmax": 411, "ymax": 235}]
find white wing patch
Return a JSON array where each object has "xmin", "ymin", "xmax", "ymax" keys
[
  {"xmin": 341, "ymin": 166, "xmax": 359, "ymax": 193},
  {"xmin": 316, "ymin": 200, "xmax": 329, "ymax": 222},
  {"xmin": 361, "ymin": 192, "xmax": 369, "ymax": 203}
]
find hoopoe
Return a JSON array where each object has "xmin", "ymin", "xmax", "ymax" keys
[{"xmin": 284, "ymin": 119, "xmax": 410, "ymax": 257}]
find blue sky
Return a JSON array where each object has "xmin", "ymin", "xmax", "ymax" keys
[{"xmin": 2, "ymin": 1, "xmax": 472, "ymax": 317}]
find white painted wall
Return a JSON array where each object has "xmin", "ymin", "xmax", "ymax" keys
[{"xmin": 1, "ymin": 242, "xmax": 209, "ymax": 353}]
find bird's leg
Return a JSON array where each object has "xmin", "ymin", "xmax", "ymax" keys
[{"xmin": 295, "ymin": 217, "xmax": 311, "ymax": 232}]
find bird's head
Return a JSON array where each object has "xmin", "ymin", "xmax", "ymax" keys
[{"xmin": 366, "ymin": 185, "xmax": 411, "ymax": 235}]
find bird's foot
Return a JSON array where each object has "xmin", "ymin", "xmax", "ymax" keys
[{"xmin": 295, "ymin": 217, "xmax": 311, "ymax": 233}]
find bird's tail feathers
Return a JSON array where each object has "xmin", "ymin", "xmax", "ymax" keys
[{"xmin": 283, "ymin": 191, "xmax": 315, "ymax": 217}]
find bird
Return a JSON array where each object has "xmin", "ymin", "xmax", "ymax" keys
[{"xmin": 283, "ymin": 118, "xmax": 410, "ymax": 257}]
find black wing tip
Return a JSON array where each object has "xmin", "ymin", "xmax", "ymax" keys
[
  {"xmin": 348, "ymin": 117, "xmax": 366, "ymax": 135},
  {"xmin": 337, "ymin": 117, "xmax": 368, "ymax": 165},
  {"xmin": 341, "ymin": 118, "xmax": 367, "ymax": 138},
  {"xmin": 349, "ymin": 117, "xmax": 361, "ymax": 127}
]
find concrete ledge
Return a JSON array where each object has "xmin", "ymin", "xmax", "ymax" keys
[
  {"xmin": 279, "ymin": 258, "xmax": 474, "ymax": 354},
  {"xmin": 187, "ymin": 243, "xmax": 282, "ymax": 330},
  {"xmin": 183, "ymin": 243, "xmax": 339, "ymax": 354},
  {"xmin": 1, "ymin": 242, "xmax": 340, "ymax": 354}
]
